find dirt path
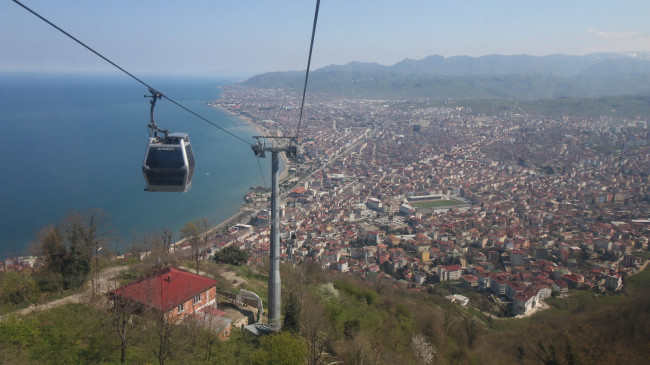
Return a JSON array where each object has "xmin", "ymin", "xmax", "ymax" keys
[
  {"xmin": 219, "ymin": 269, "xmax": 248, "ymax": 288},
  {"xmin": 179, "ymin": 265, "xmax": 248, "ymax": 288},
  {"xmin": 2, "ymin": 264, "xmax": 251, "ymax": 320},
  {"xmin": 3, "ymin": 265, "xmax": 129, "ymax": 318}
]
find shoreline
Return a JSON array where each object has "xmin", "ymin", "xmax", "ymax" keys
[
  {"xmin": 177, "ymin": 103, "xmax": 291, "ymax": 240},
  {"xmin": 212, "ymin": 104, "xmax": 291, "ymax": 182}
]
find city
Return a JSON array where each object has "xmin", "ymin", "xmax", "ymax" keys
[{"xmin": 211, "ymin": 85, "xmax": 650, "ymax": 317}]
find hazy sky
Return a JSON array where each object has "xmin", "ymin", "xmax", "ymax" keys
[{"xmin": 2, "ymin": 0, "xmax": 650, "ymax": 78}]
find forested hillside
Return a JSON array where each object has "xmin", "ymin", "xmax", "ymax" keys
[{"xmin": 1, "ymin": 259, "xmax": 648, "ymax": 364}]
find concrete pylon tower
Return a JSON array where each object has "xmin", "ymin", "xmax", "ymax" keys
[
  {"xmin": 268, "ymin": 150, "xmax": 281, "ymax": 330},
  {"xmin": 251, "ymin": 137, "xmax": 297, "ymax": 332}
]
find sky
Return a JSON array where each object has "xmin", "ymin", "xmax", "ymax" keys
[{"xmin": 2, "ymin": 0, "xmax": 650, "ymax": 78}]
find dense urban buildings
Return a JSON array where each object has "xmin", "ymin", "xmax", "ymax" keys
[{"xmin": 210, "ymin": 85, "xmax": 650, "ymax": 316}]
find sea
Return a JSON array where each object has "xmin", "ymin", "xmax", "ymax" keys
[{"xmin": 0, "ymin": 72, "xmax": 270, "ymax": 259}]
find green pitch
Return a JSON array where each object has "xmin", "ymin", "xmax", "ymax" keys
[{"xmin": 410, "ymin": 200, "xmax": 464, "ymax": 208}]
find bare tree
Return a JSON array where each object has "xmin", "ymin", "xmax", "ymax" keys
[
  {"xmin": 372, "ymin": 271, "xmax": 389, "ymax": 294},
  {"xmin": 344, "ymin": 333, "xmax": 372, "ymax": 365},
  {"xmin": 301, "ymin": 293, "xmax": 331, "ymax": 365},
  {"xmin": 184, "ymin": 312, "xmax": 221, "ymax": 362},
  {"xmin": 128, "ymin": 230, "xmax": 143, "ymax": 263},
  {"xmin": 198, "ymin": 218, "xmax": 211, "ymax": 259},
  {"xmin": 181, "ymin": 218, "xmax": 210, "ymax": 274},
  {"xmin": 148, "ymin": 231, "xmax": 172, "ymax": 269},
  {"xmin": 281, "ymin": 264, "xmax": 332, "ymax": 365},
  {"xmin": 461, "ymin": 314, "xmax": 480, "ymax": 349},
  {"xmin": 162, "ymin": 229, "xmax": 174, "ymax": 253},
  {"xmin": 104, "ymin": 292, "xmax": 141, "ymax": 364},
  {"xmin": 144, "ymin": 308, "xmax": 178, "ymax": 365},
  {"xmin": 443, "ymin": 310, "xmax": 456, "ymax": 336}
]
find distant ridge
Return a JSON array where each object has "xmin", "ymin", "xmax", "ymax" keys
[{"xmin": 241, "ymin": 53, "xmax": 650, "ymax": 100}]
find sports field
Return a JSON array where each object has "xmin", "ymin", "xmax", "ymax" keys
[{"xmin": 410, "ymin": 200, "xmax": 464, "ymax": 209}]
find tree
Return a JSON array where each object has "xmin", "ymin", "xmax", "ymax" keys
[
  {"xmin": 35, "ymin": 210, "xmax": 105, "ymax": 290},
  {"xmin": 104, "ymin": 289, "xmax": 141, "ymax": 364},
  {"xmin": 283, "ymin": 292, "xmax": 301, "ymax": 333},
  {"xmin": 461, "ymin": 314, "xmax": 480, "ymax": 349},
  {"xmin": 301, "ymin": 293, "xmax": 331, "ymax": 365},
  {"xmin": 128, "ymin": 230, "xmax": 143, "ymax": 263},
  {"xmin": 249, "ymin": 331, "xmax": 307, "ymax": 365},
  {"xmin": 181, "ymin": 218, "xmax": 210, "ymax": 274},
  {"xmin": 214, "ymin": 245, "xmax": 250, "ymax": 266},
  {"xmin": 161, "ymin": 229, "xmax": 174, "ymax": 253},
  {"xmin": 342, "ymin": 333, "xmax": 372, "ymax": 365},
  {"xmin": 144, "ymin": 306, "xmax": 178, "ymax": 365},
  {"xmin": 146, "ymin": 230, "xmax": 173, "ymax": 270},
  {"xmin": 411, "ymin": 334, "xmax": 437, "ymax": 365},
  {"xmin": 443, "ymin": 310, "xmax": 456, "ymax": 336},
  {"xmin": 0, "ymin": 270, "xmax": 37, "ymax": 306}
]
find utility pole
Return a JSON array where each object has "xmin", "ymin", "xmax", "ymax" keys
[{"xmin": 252, "ymin": 136, "xmax": 296, "ymax": 332}]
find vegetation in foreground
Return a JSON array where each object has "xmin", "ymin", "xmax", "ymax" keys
[
  {"xmin": 2, "ymin": 209, "xmax": 649, "ymax": 364},
  {"xmin": 1, "ymin": 257, "xmax": 649, "ymax": 364}
]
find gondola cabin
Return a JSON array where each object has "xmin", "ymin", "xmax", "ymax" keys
[{"xmin": 142, "ymin": 132, "xmax": 195, "ymax": 193}]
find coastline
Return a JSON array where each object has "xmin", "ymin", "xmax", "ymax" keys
[
  {"xmin": 212, "ymin": 104, "xmax": 291, "ymax": 182},
  {"xmin": 178, "ymin": 103, "xmax": 290, "ymax": 240}
]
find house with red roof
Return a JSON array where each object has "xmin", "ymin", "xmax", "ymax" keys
[
  {"xmin": 109, "ymin": 267, "xmax": 222, "ymax": 325},
  {"xmin": 460, "ymin": 274, "xmax": 478, "ymax": 288},
  {"xmin": 437, "ymin": 264, "xmax": 462, "ymax": 282},
  {"xmin": 512, "ymin": 290, "xmax": 537, "ymax": 315}
]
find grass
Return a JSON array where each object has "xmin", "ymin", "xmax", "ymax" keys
[
  {"xmin": 197, "ymin": 261, "xmax": 270, "ymax": 308},
  {"xmin": 632, "ymin": 250, "xmax": 650, "ymax": 260},
  {"xmin": 545, "ymin": 291, "xmax": 624, "ymax": 316},
  {"xmin": 625, "ymin": 262, "xmax": 650, "ymax": 293},
  {"xmin": 411, "ymin": 200, "xmax": 464, "ymax": 209},
  {"xmin": 231, "ymin": 265, "xmax": 269, "ymax": 305}
]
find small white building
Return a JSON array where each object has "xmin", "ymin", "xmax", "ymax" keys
[
  {"xmin": 337, "ymin": 260, "xmax": 349, "ymax": 273},
  {"xmin": 445, "ymin": 294, "xmax": 470, "ymax": 306},
  {"xmin": 414, "ymin": 271, "xmax": 427, "ymax": 285}
]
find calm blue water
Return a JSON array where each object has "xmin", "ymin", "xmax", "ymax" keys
[{"xmin": 0, "ymin": 73, "xmax": 267, "ymax": 258}]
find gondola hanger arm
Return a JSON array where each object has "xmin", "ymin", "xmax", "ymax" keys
[{"xmin": 146, "ymin": 88, "xmax": 168, "ymax": 139}]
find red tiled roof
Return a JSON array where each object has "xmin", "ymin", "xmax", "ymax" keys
[
  {"xmin": 461, "ymin": 274, "xmax": 478, "ymax": 282},
  {"xmin": 291, "ymin": 186, "xmax": 306, "ymax": 194},
  {"xmin": 110, "ymin": 267, "xmax": 217, "ymax": 312},
  {"xmin": 444, "ymin": 264, "xmax": 462, "ymax": 271},
  {"xmin": 514, "ymin": 291, "xmax": 535, "ymax": 302}
]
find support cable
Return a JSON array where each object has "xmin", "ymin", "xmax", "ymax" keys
[
  {"xmin": 12, "ymin": 0, "xmax": 252, "ymax": 147},
  {"xmin": 256, "ymin": 156, "xmax": 268, "ymax": 188},
  {"xmin": 294, "ymin": 0, "xmax": 320, "ymax": 141}
]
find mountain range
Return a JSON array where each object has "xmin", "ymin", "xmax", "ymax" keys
[{"xmin": 241, "ymin": 53, "xmax": 650, "ymax": 100}]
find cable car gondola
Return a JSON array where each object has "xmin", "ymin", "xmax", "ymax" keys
[
  {"xmin": 142, "ymin": 89, "xmax": 195, "ymax": 193},
  {"xmin": 142, "ymin": 132, "xmax": 195, "ymax": 192}
]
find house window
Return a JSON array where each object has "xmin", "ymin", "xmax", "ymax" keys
[
  {"xmin": 177, "ymin": 303, "xmax": 184, "ymax": 313},
  {"xmin": 193, "ymin": 294, "xmax": 201, "ymax": 304}
]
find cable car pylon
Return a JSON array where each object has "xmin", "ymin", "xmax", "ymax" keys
[{"xmin": 251, "ymin": 136, "xmax": 296, "ymax": 332}]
